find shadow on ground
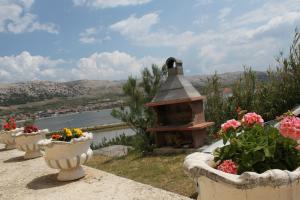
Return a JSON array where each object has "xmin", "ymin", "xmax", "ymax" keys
[
  {"xmin": 3, "ymin": 156, "xmax": 25, "ymax": 163},
  {"xmin": 27, "ymin": 173, "xmax": 71, "ymax": 190},
  {"xmin": 190, "ymin": 192, "xmax": 198, "ymax": 199},
  {"xmin": 0, "ymin": 148, "xmax": 14, "ymax": 152}
]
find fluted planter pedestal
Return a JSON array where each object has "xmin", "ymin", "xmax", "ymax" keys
[
  {"xmin": 0, "ymin": 128, "xmax": 23, "ymax": 150},
  {"xmin": 38, "ymin": 132, "xmax": 93, "ymax": 181},
  {"xmin": 5, "ymin": 144, "xmax": 15, "ymax": 150},
  {"xmin": 14, "ymin": 129, "xmax": 49, "ymax": 159},
  {"xmin": 184, "ymin": 152, "xmax": 300, "ymax": 200},
  {"xmin": 58, "ymin": 166, "xmax": 85, "ymax": 181}
]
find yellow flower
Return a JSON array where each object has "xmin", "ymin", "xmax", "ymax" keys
[
  {"xmin": 64, "ymin": 128, "xmax": 72, "ymax": 137},
  {"xmin": 74, "ymin": 128, "xmax": 83, "ymax": 137}
]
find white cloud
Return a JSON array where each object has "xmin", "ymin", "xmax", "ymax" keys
[
  {"xmin": 231, "ymin": 0, "xmax": 300, "ymax": 28},
  {"xmin": 0, "ymin": 0, "xmax": 58, "ymax": 34},
  {"xmin": 111, "ymin": 13, "xmax": 158, "ymax": 35},
  {"xmin": 73, "ymin": 0, "xmax": 151, "ymax": 9},
  {"xmin": 79, "ymin": 27, "xmax": 111, "ymax": 44},
  {"xmin": 193, "ymin": 15, "xmax": 209, "ymax": 25},
  {"xmin": 0, "ymin": 51, "xmax": 66, "ymax": 82},
  {"xmin": 244, "ymin": 12, "xmax": 300, "ymax": 39},
  {"xmin": 0, "ymin": 51, "xmax": 163, "ymax": 82},
  {"xmin": 198, "ymin": 37, "xmax": 280, "ymax": 74},
  {"xmin": 72, "ymin": 51, "xmax": 163, "ymax": 80},
  {"xmin": 193, "ymin": 0, "xmax": 300, "ymax": 74},
  {"xmin": 110, "ymin": 13, "xmax": 201, "ymax": 50},
  {"xmin": 218, "ymin": 7, "xmax": 231, "ymax": 21},
  {"xmin": 194, "ymin": 0, "xmax": 213, "ymax": 7},
  {"xmin": 2, "ymin": 1, "xmax": 300, "ymax": 82},
  {"xmin": 108, "ymin": 0, "xmax": 300, "ymax": 68}
]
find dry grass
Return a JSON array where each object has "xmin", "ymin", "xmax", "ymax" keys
[{"xmin": 86, "ymin": 153, "xmax": 196, "ymax": 198}]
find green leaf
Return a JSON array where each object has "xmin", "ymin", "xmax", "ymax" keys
[{"xmin": 216, "ymin": 124, "xmax": 300, "ymax": 174}]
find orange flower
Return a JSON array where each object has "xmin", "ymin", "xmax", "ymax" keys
[{"xmin": 51, "ymin": 134, "xmax": 62, "ymax": 140}]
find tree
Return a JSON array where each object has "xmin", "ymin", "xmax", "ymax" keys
[
  {"xmin": 111, "ymin": 64, "xmax": 167, "ymax": 153},
  {"xmin": 255, "ymin": 30, "xmax": 300, "ymax": 120},
  {"xmin": 204, "ymin": 30, "xmax": 300, "ymax": 137},
  {"xmin": 231, "ymin": 67, "xmax": 257, "ymax": 112}
]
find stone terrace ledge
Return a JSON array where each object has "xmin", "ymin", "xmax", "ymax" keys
[{"xmin": 0, "ymin": 144, "xmax": 191, "ymax": 200}]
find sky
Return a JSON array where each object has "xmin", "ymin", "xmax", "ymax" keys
[{"xmin": 0, "ymin": 0, "xmax": 299, "ymax": 83}]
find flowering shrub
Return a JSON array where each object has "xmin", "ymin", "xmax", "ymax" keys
[
  {"xmin": 51, "ymin": 128, "xmax": 84, "ymax": 142},
  {"xmin": 214, "ymin": 112, "xmax": 300, "ymax": 174},
  {"xmin": 217, "ymin": 160, "xmax": 238, "ymax": 174},
  {"xmin": 279, "ymin": 116, "xmax": 300, "ymax": 141},
  {"xmin": 3, "ymin": 117, "xmax": 17, "ymax": 131}
]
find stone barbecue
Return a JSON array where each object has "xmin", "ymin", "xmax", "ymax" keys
[{"xmin": 146, "ymin": 57, "xmax": 214, "ymax": 148}]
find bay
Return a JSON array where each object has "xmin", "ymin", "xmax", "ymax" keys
[
  {"xmin": 35, "ymin": 109, "xmax": 120, "ymax": 131},
  {"xmin": 32, "ymin": 109, "xmax": 135, "ymax": 145}
]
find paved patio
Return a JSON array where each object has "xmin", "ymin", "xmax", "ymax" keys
[{"xmin": 0, "ymin": 144, "xmax": 191, "ymax": 200}]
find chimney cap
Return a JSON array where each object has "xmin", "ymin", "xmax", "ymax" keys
[
  {"xmin": 166, "ymin": 57, "xmax": 182, "ymax": 69},
  {"xmin": 147, "ymin": 57, "xmax": 202, "ymax": 106}
]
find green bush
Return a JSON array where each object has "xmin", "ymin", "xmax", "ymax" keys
[
  {"xmin": 204, "ymin": 30, "xmax": 300, "ymax": 137},
  {"xmin": 204, "ymin": 73, "xmax": 236, "ymax": 136},
  {"xmin": 214, "ymin": 125, "xmax": 300, "ymax": 174},
  {"xmin": 255, "ymin": 32, "xmax": 300, "ymax": 120}
]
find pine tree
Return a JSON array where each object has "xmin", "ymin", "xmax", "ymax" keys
[{"xmin": 111, "ymin": 64, "xmax": 167, "ymax": 153}]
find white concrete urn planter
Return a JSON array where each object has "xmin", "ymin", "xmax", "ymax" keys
[
  {"xmin": 14, "ymin": 129, "xmax": 49, "ymax": 159},
  {"xmin": 38, "ymin": 132, "xmax": 93, "ymax": 181},
  {"xmin": 184, "ymin": 152, "xmax": 300, "ymax": 200},
  {"xmin": 0, "ymin": 128, "xmax": 23, "ymax": 150}
]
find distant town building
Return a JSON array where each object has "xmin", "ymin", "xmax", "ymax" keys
[{"xmin": 223, "ymin": 87, "xmax": 233, "ymax": 98}]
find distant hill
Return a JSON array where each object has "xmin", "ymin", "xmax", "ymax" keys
[
  {"xmin": 0, "ymin": 80, "xmax": 124, "ymax": 105},
  {"xmin": 187, "ymin": 71, "xmax": 268, "ymax": 89},
  {"xmin": 0, "ymin": 71, "xmax": 268, "ymax": 106}
]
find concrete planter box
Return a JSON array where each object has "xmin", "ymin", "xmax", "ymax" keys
[
  {"xmin": 14, "ymin": 129, "xmax": 49, "ymax": 159},
  {"xmin": 184, "ymin": 152, "xmax": 300, "ymax": 200},
  {"xmin": 0, "ymin": 128, "xmax": 23, "ymax": 150},
  {"xmin": 38, "ymin": 132, "xmax": 93, "ymax": 181}
]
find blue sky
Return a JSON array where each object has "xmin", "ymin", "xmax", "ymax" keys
[{"xmin": 0, "ymin": 0, "xmax": 299, "ymax": 82}]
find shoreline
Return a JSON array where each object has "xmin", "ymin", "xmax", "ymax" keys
[
  {"xmin": 46, "ymin": 122, "xmax": 130, "ymax": 135},
  {"xmin": 17, "ymin": 108, "xmax": 114, "ymax": 123}
]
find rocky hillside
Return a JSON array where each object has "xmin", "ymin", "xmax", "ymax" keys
[
  {"xmin": 0, "ymin": 71, "xmax": 268, "ymax": 106},
  {"xmin": 0, "ymin": 80, "xmax": 124, "ymax": 106}
]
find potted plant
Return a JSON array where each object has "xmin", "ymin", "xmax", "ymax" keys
[
  {"xmin": 38, "ymin": 128, "xmax": 93, "ymax": 181},
  {"xmin": 14, "ymin": 120, "xmax": 49, "ymax": 159},
  {"xmin": 0, "ymin": 117, "xmax": 23, "ymax": 150},
  {"xmin": 184, "ymin": 112, "xmax": 300, "ymax": 200}
]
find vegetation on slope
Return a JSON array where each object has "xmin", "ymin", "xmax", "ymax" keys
[{"xmin": 204, "ymin": 31, "xmax": 300, "ymax": 135}]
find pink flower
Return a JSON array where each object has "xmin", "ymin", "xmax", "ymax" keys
[
  {"xmin": 279, "ymin": 116, "xmax": 300, "ymax": 141},
  {"xmin": 295, "ymin": 145, "xmax": 300, "ymax": 151},
  {"xmin": 221, "ymin": 119, "xmax": 241, "ymax": 133},
  {"xmin": 217, "ymin": 160, "xmax": 238, "ymax": 174},
  {"xmin": 242, "ymin": 112, "xmax": 264, "ymax": 126}
]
